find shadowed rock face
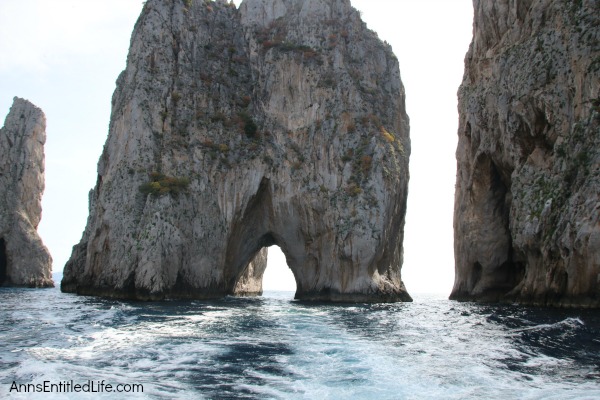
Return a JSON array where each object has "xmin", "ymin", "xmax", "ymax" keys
[
  {"xmin": 452, "ymin": 0, "xmax": 600, "ymax": 307},
  {"xmin": 62, "ymin": 0, "xmax": 411, "ymax": 302},
  {"xmin": 0, "ymin": 97, "xmax": 53, "ymax": 287}
]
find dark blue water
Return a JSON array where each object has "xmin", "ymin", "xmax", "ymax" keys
[{"xmin": 1, "ymin": 286, "xmax": 599, "ymax": 399}]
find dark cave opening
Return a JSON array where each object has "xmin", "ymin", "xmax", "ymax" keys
[
  {"xmin": 489, "ymin": 159, "xmax": 510, "ymax": 220},
  {"xmin": 487, "ymin": 159, "xmax": 523, "ymax": 293},
  {"xmin": 471, "ymin": 262, "xmax": 482, "ymax": 287},
  {"xmin": 466, "ymin": 154, "xmax": 524, "ymax": 298},
  {"xmin": 0, "ymin": 238, "xmax": 7, "ymax": 286}
]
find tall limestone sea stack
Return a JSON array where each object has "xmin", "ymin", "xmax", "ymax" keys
[
  {"xmin": 0, "ymin": 97, "xmax": 53, "ymax": 287},
  {"xmin": 452, "ymin": 0, "xmax": 599, "ymax": 306},
  {"xmin": 62, "ymin": 0, "xmax": 411, "ymax": 302}
]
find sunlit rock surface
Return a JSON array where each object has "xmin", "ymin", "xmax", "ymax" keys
[
  {"xmin": 452, "ymin": 0, "xmax": 600, "ymax": 307},
  {"xmin": 0, "ymin": 97, "xmax": 53, "ymax": 287},
  {"xmin": 62, "ymin": 0, "xmax": 411, "ymax": 302}
]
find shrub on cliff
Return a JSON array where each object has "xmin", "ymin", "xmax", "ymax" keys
[{"xmin": 139, "ymin": 172, "xmax": 190, "ymax": 197}]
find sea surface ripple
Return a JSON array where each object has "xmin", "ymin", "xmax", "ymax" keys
[{"xmin": 1, "ymin": 287, "xmax": 599, "ymax": 399}]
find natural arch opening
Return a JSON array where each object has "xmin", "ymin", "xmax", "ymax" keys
[
  {"xmin": 262, "ymin": 246, "xmax": 297, "ymax": 295},
  {"xmin": 227, "ymin": 178, "xmax": 301, "ymax": 298},
  {"xmin": 0, "ymin": 238, "xmax": 7, "ymax": 286},
  {"xmin": 232, "ymin": 243, "xmax": 298, "ymax": 298}
]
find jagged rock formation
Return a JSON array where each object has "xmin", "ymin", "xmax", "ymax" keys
[
  {"xmin": 0, "ymin": 97, "xmax": 53, "ymax": 287},
  {"xmin": 452, "ymin": 0, "xmax": 599, "ymax": 306},
  {"xmin": 62, "ymin": 0, "xmax": 411, "ymax": 302}
]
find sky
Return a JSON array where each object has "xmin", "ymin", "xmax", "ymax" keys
[{"xmin": 0, "ymin": 0, "xmax": 473, "ymax": 295}]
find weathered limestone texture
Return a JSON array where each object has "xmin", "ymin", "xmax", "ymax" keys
[
  {"xmin": 0, "ymin": 97, "xmax": 53, "ymax": 287},
  {"xmin": 452, "ymin": 0, "xmax": 599, "ymax": 306},
  {"xmin": 62, "ymin": 0, "xmax": 411, "ymax": 302}
]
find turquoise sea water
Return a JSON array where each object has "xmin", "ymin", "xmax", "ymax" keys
[{"xmin": 1, "ymin": 284, "xmax": 599, "ymax": 399}]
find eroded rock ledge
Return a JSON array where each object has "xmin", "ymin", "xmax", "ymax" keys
[
  {"xmin": 0, "ymin": 97, "xmax": 53, "ymax": 288},
  {"xmin": 62, "ymin": 0, "xmax": 411, "ymax": 302},
  {"xmin": 452, "ymin": 0, "xmax": 599, "ymax": 307}
]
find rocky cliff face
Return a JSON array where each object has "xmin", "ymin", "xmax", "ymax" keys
[
  {"xmin": 0, "ymin": 97, "xmax": 53, "ymax": 287},
  {"xmin": 452, "ymin": 0, "xmax": 599, "ymax": 306},
  {"xmin": 62, "ymin": 0, "xmax": 411, "ymax": 302}
]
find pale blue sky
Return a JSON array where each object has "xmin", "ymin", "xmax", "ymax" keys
[{"xmin": 0, "ymin": 0, "xmax": 473, "ymax": 294}]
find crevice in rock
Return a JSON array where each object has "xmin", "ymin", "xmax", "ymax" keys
[
  {"xmin": 489, "ymin": 158, "xmax": 510, "ymax": 222},
  {"xmin": 0, "ymin": 238, "xmax": 7, "ymax": 286},
  {"xmin": 471, "ymin": 261, "xmax": 482, "ymax": 287},
  {"xmin": 505, "ymin": 259, "xmax": 526, "ymax": 290}
]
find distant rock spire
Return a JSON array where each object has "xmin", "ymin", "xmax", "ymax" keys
[{"xmin": 0, "ymin": 97, "xmax": 53, "ymax": 287}]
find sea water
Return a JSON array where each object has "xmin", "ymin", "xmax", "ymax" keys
[{"xmin": 1, "ymin": 285, "xmax": 599, "ymax": 399}]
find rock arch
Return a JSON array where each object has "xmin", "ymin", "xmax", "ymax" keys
[
  {"xmin": 225, "ymin": 178, "xmax": 307, "ymax": 298},
  {"xmin": 61, "ymin": 0, "xmax": 411, "ymax": 302}
]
